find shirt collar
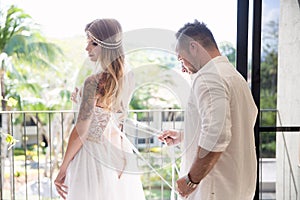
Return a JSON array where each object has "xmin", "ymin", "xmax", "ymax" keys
[{"xmin": 189, "ymin": 56, "xmax": 228, "ymax": 80}]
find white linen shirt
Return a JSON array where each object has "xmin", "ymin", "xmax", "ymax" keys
[{"xmin": 180, "ymin": 56, "xmax": 257, "ymax": 200}]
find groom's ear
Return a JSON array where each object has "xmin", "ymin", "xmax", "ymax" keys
[
  {"xmin": 189, "ymin": 41, "xmax": 199, "ymax": 57},
  {"xmin": 189, "ymin": 40, "xmax": 209, "ymax": 57}
]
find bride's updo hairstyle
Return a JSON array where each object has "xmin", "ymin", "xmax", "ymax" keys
[{"xmin": 85, "ymin": 18, "xmax": 124, "ymax": 111}]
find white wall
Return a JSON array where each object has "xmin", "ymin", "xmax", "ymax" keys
[{"xmin": 277, "ymin": 0, "xmax": 300, "ymax": 199}]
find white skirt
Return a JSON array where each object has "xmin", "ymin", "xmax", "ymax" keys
[{"xmin": 65, "ymin": 140, "xmax": 146, "ymax": 200}]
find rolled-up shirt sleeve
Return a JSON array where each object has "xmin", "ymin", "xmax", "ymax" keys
[{"xmin": 194, "ymin": 71, "xmax": 231, "ymax": 152}]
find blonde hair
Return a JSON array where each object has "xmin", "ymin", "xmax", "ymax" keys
[{"xmin": 85, "ymin": 18, "xmax": 124, "ymax": 111}]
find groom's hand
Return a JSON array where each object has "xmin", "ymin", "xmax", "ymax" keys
[
  {"xmin": 176, "ymin": 176, "xmax": 197, "ymax": 198},
  {"xmin": 158, "ymin": 130, "xmax": 182, "ymax": 146}
]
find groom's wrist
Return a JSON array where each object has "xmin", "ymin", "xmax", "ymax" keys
[{"xmin": 185, "ymin": 173, "xmax": 200, "ymax": 189}]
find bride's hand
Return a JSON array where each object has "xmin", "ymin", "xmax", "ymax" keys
[
  {"xmin": 70, "ymin": 87, "xmax": 79, "ymax": 104},
  {"xmin": 54, "ymin": 170, "xmax": 68, "ymax": 199}
]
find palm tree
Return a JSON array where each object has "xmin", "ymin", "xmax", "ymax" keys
[
  {"xmin": 0, "ymin": 5, "xmax": 64, "ymax": 197},
  {"xmin": 0, "ymin": 5, "xmax": 63, "ymax": 111}
]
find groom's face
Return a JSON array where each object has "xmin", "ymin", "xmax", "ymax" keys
[{"xmin": 176, "ymin": 42, "xmax": 198, "ymax": 74}]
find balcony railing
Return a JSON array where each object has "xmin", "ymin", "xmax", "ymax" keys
[
  {"xmin": 0, "ymin": 109, "xmax": 184, "ymax": 200},
  {"xmin": 259, "ymin": 109, "xmax": 299, "ymax": 200},
  {"xmin": 1, "ymin": 109, "xmax": 299, "ymax": 200}
]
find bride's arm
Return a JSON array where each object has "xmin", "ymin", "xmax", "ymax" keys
[
  {"xmin": 59, "ymin": 127, "xmax": 83, "ymax": 171},
  {"xmin": 55, "ymin": 75, "xmax": 98, "ymax": 199},
  {"xmin": 54, "ymin": 127, "xmax": 83, "ymax": 199},
  {"xmin": 62, "ymin": 75, "xmax": 97, "ymax": 166}
]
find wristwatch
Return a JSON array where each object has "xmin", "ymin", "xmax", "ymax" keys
[{"xmin": 185, "ymin": 173, "xmax": 199, "ymax": 189}]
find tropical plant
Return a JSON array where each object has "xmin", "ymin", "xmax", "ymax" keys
[
  {"xmin": 0, "ymin": 5, "xmax": 65, "ymax": 111},
  {"xmin": 259, "ymin": 20, "xmax": 278, "ymax": 158},
  {"xmin": 0, "ymin": 5, "xmax": 68, "ymax": 161},
  {"xmin": 126, "ymin": 49, "xmax": 180, "ymax": 111},
  {"xmin": 219, "ymin": 41, "xmax": 236, "ymax": 66}
]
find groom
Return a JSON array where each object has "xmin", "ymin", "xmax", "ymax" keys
[{"xmin": 158, "ymin": 20, "xmax": 258, "ymax": 200}]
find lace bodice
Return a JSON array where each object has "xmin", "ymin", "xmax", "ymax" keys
[{"xmin": 86, "ymin": 107, "xmax": 111, "ymax": 143}]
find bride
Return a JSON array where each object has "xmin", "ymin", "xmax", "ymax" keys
[{"xmin": 54, "ymin": 18, "xmax": 145, "ymax": 200}]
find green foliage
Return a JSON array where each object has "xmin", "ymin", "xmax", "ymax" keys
[
  {"xmin": 0, "ymin": 5, "xmax": 66, "ymax": 111},
  {"xmin": 14, "ymin": 144, "xmax": 45, "ymax": 157},
  {"xmin": 261, "ymin": 140, "xmax": 276, "ymax": 157},
  {"xmin": 261, "ymin": 51, "xmax": 277, "ymax": 96},
  {"xmin": 0, "ymin": 5, "xmax": 31, "ymax": 51},
  {"xmin": 1, "ymin": 5, "xmax": 63, "ymax": 65},
  {"xmin": 219, "ymin": 41, "xmax": 236, "ymax": 66},
  {"xmin": 126, "ymin": 49, "xmax": 177, "ymax": 69},
  {"xmin": 259, "ymin": 19, "xmax": 278, "ymax": 158},
  {"xmin": 141, "ymin": 157, "xmax": 180, "ymax": 199},
  {"xmin": 13, "ymin": 147, "xmax": 27, "ymax": 156},
  {"xmin": 260, "ymin": 89, "xmax": 277, "ymax": 128},
  {"xmin": 127, "ymin": 49, "xmax": 181, "ymax": 113},
  {"xmin": 131, "ymin": 84, "xmax": 178, "ymax": 109}
]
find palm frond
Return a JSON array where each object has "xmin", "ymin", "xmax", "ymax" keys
[{"xmin": 0, "ymin": 5, "xmax": 32, "ymax": 51}]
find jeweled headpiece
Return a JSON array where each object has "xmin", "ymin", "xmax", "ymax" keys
[{"xmin": 86, "ymin": 30, "xmax": 122, "ymax": 49}]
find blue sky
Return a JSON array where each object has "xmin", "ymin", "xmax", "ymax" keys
[{"xmin": 262, "ymin": 0, "xmax": 280, "ymax": 25}]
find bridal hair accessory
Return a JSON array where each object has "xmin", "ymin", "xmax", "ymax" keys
[{"xmin": 86, "ymin": 30, "xmax": 122, "ymax": 49}]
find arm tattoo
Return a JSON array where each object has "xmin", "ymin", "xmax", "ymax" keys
[{"xmin": 77, "ymin": 75, "xmax": 98, "ymax": 121}]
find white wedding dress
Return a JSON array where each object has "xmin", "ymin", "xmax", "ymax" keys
[
  {"xmin": 64, "ymin": 69, "xmax": 145, "ymax": 200},
  {"xmin": 65, "ymin": 107, "xmax": 146, "ymax": 200}
]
